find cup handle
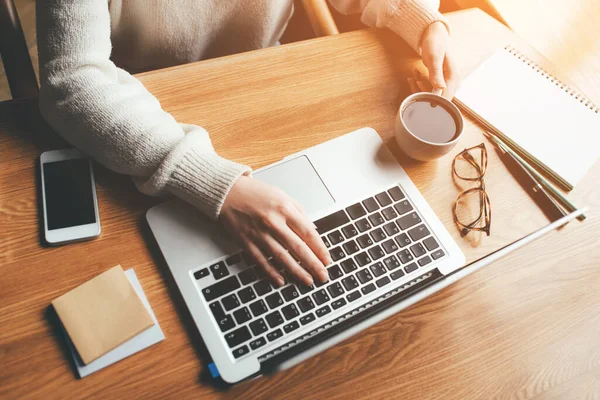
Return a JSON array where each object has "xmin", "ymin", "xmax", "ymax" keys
[{"xmin": 432, "ymin": 88, "xmax": 443, "ymax": 96}]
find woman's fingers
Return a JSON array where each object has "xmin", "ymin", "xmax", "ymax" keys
[
  {"xmin": 244, "ymin": 239, "xmax": 285, "ymax": 286},
  {"xmin": 272, "ymin": 220, "xmax": 329, "ymax": 283},
  {"xmin": 441, "ymin": 54, "xmax": 461, "ymax": 99},
  {"xmin": 286, "ymin": 208, "xmax": 331, "ymax": 267},
  {"xmin": 259, "ymin": 232, "xmax": 314, "ymax": 286},
  {"xmin": 407, "ymin": 77, "xmax": 419, "ymax": 93}
]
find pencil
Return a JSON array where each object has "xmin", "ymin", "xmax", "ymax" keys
[{"xmin": 483, "ymin": 131, "xmax": 586, "ymax": 221}]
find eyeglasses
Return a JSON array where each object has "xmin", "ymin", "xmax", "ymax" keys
[{"xmin": 452, "ymin": 143, "xmax": 491, "ymax": 237}]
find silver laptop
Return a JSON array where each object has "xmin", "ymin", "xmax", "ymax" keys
[{"xmin": 147, "ymin": 127, "xmax": 465, "ymax": 383}]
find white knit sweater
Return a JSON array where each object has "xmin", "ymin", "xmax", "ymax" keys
[{"xmin": 37, "ymin": 0, "xmax": 447, "ymax": 219}]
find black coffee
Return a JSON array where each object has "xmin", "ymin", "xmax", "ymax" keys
[{"xmin": 402, "ymin": 99, "xmax": 458, "ymax": 143}]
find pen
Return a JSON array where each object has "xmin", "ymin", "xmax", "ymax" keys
[
  {"xmin": 483, "ymin": 131, "xmax": 585, "ymax": 221},
  {"xmin": 491, "ymin": 139, "xmax": 568, "ymax": 222}
]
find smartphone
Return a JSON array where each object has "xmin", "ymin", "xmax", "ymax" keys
[{"xmin": 40, "ymin": 149, "xmax": 101, "ymax": 245}]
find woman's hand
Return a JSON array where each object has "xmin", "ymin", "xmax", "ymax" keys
[
  {"xmin": 220, "ymin": 176, "xmax": 331, "ymax": 287},
  {"xmin": 408, "ymin": 21, "xmax": 461, "ymax": 99}
]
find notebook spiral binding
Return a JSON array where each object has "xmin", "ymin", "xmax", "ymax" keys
[{"xmin": 505, "ymin": 45, "xmax": 599, "ymax": 114}]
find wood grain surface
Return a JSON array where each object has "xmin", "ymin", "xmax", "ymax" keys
[{"xmin": 1, "ymin": 8, "xmax": 599, "ymax": 400}]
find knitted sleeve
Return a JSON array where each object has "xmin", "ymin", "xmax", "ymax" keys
[
  {"xmin": 328, "ymin": 0, "xmax": 449, "ymax": 52},
  {"xmin": 36, "ymin": 0, "xmax": 250, "ymax": 219}
]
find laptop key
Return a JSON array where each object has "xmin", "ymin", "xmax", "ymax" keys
[
  {"xmin": 370, "ymin": 228, "xmax": 386, "ymax": 242},
  {"xmin": 238, "ymin": 287, "xmax": 256, "ymax": 304},
  {"xmin": 328, "ymin": 230, "xmax": 345, "ymax": 245},
  {"xmin": 376, "ymin": 276, "xmax": 391, "ymax": 287},
  {"xmin": 381, "ymin": 206, "xmax": 398, "ymax": 221},
  {"xmin": 193, "ymin": 268, "xmax": 209, "ymax": 280},
  {"xmin": 222, "ymin": 294, "xmax": 240, "ymax": 311},
  {"xmin": 253, "ymin": 280, "xmax": 272, "ymax": 296},
  {"xmin": 226, "ymin": 254, "xmax": 242, "ymax": 266},
  {"xmin": 361, "ymin": 283, "xmax": 376, "ymax": 295},
  {"xmin": 369, "ymin": 262, "xmax": 387, "ymax": 277},
  {"xmin": 328, "ymin": 265, "xmax": 344, "ymax": 280},
  {"xmin": 390, "ymin": 270, "xmax": 405, "ymax": 280},
  {"xmin": 341, "ymin": 259, "xmax": 357, "ymax": 274},
  {"xmin": 357, "ymin": 234, "xmax": 373, "ymax": 249},
  {"xmin": 418, "ymin": 256, "xmax": 432, "ymax": 266},
  {"xmin": 265, "ymin": 311, "xmax": 284, "ymax": 328},
  {"xmin": 282, "ymin": 303, "xmax": 300, "ymax": 320},
  {"xmin": 375, "ymin": 192, "xmax": 393, "ymax": 207},
  {"xmin": 395, "ymin": 233, "xmax": 412, "ymax": 248},
  {"xmin": 300, "ymin": 313, "xmax": 316, "ymax": 325},
  {"xmin": 299, "ymin": 284, "xmax": 314, "ymax": 295},
  {"xmin": 225, "ymin": 326, "xmax": 251, "ymax": 348},
  {"xmin": 383, "ymin": 221, "xmax": 399, "ymax": 236},
  {"xmin": 382, "ymin": 239, "xmax": 399, "ymax": 254},
  {"xmin": 239, "ymin": 268, "xmax": 257, "ymax": 286},
  {"xmin": 314, "ymin": 210, "xmax": 350, "ymax": 234},
  {"xmin": 398, "ymin": 249, "xmax": 414, "ymax": 264},
  {"xmin": 249, "ymin": 299, "xmax": 268, "ymax": 317},
  {"xmin": 432, "ymin": 249, "xmax": 445, "ymax": 260},
  {"xmin": 266, "ymin": 292, "xmax": 284, "ymax": 309},
  {"xmin": 266, "ymin": 329, "xmax": 283, "ymax": 342},
  {"xmin": 327, "ymin": 282, "xmax": 345, "ymax": 298},
  {"xmin": 423, "ymin": 236, "xmax": 440, "ymax": 251},
  {"xmin": 388, "ymin": 186, "xmax": 405, "ymax": 201},
  {"xmin": 398, "ymin": 212, "xmax": 422, "ymax": 230},
  {"xmin": 346, "ymin": 290, "xmax": 361, "ymax": 302},
  {"xmin": 281, "ymin": 285, "xmax": 300, "ymax": 302},
  {"xmin": 321, "ymin": 236, "xmax": 331, "ymax": 248},
  {"xmin": 283, "ymin": 320, "xmax": 300, "ymax": 333},
  {"xmin": 367, "ymin": 245, "xmax": 385, "ymax": 260},
  {"xmin": 210, "ymin": 261, "xmax": 229, "ymax": 280},
  {"xmin": 313, "ymin": 289, "xmax": 330, "ymax": 305},
  {"xmin": 249, "ymin": 337, "xmax": 267, "ymax": 350},
  {"xmin": 356, "ymin": 269, "xmax": 373, "ymax": 284},
  {"xmin": 233, "ymin": 307, "xmax": 252, "ymax": 324},
  {"xmin": 355, "ymin": 252, "xmax": 371, "ymax": 267},
  {"xmin": 218, "ymin": 315, "xmax": 236, "ymax": 332},
  {"xmin": 341, "ymin": 224, "xmax": 358, "ymax": 239},
  {"xmin": 330, "ymin": 246, "xmax": 346, "ymax": 262},
  {"xmin": 383, "ymin": 255, "xmax": 401, "ymax": 271},
  {"xmin": 410, "ymin": 243, "xmax": 426, "ymax": 258},
  {"xmin": 331, "ymin": 298, "xmax": 347, "ymax": 309},
  {"xmin": 368, "ymin": 212, "xmax": 385, "ymax": 227},
  {"xmin": 342, "ymin": 275, "xmax": 359, "ymax": 291},
  {"xmin": 297, "ymin": 296, "xmax": 315, "ymax": 312},
  {"xmin": 233, "ymin": 345, "xmax": 249, "ymax": 359},
  {"xmin": 202, "ymin": 276, "xmax": 240, "ymax": 302},
  {"xmin": 249, "ymin": 318, "xmax": 268, "ymax": 335},
  {"xmin": 315, "ymin": 305, "xmax": 331, "ymax": 318},
  {"xmin": 355, "ymin": 218, "xmax": 372, "ymax": 233},
  {"xmin": 408, "ymin": 224, "xmax": 430, "ymax": 241},
  {"xmin": 209, "ymin": 301, "xmax": 226, "ymax": 320},
  {"xmin": 342, "ymin": 240, "xmax": 360, "ymax": 255},
  {"xmin": 394, "ymin": 199, "xmax": 413, "ymax": 216},
  {"xmin": 362, "ymin": 197, "xmax": 380, "ymax": 212},
  {"xmin": 404, "ymin": 263, "xmax": 418, "ymax": 274},
  {"xmin": 346, "ymin": 203, "xmax": 367, "ymax": 219}
]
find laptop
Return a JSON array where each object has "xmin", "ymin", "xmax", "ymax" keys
[{"xmin": 147, "ymin": 127, "xmax": 465, "ymax": 383}]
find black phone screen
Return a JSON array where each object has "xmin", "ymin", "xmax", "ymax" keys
[{"xmin": 43, "ymin": 158, "xmax": 96, "ymax": 230}]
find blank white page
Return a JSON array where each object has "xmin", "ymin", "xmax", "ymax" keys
[{"xmin": 455, "ymin": 48, "xmax": 600, "ymax": 188}]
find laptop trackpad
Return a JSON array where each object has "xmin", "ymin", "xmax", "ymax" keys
[{"xmin": 254, "ymin": 156, "xmax": 335, "ymax": 216}]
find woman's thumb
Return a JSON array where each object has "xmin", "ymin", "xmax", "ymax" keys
[{"xmin": 428, "ymin": 53, "xmax": 447, "ymax": 89}]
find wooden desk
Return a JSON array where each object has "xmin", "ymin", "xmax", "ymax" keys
[{"xmin": 1, "ymin": 8, "xmax": 599, "ymax": 399}]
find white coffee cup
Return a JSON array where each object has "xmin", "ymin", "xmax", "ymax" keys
[{"xmin": 394, "ymin": 89, "xmax": 464, "ymax": 161}]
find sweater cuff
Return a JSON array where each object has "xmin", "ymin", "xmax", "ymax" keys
[
  {"xmin": 382, "ymin": 0, "xmax": 450, "ymax": 53},
  {"xmin": 167, "ymin": 147, "xmax": 250, "ymax": 219},
  {"xmin": 136, "ymin": 126, "xmax": 251, "ymax": 219}
]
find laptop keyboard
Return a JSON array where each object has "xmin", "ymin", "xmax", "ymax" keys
[{"xmin": 192, "ymin": 185, "xmax": 446, "ymax": 360}]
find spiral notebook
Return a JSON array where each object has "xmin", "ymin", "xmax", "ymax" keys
[{"xmin": 455, "ymin": 47, "xmax": 600, "ymax": 191}]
